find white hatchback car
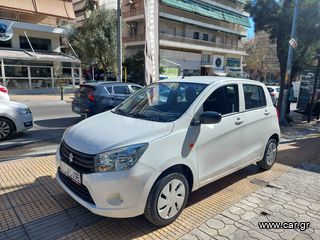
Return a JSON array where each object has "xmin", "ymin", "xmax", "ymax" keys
[
  {"xmin": 0, "ymin": 101, "xmax": 33, "ymax": 140},
  {"xmin": 56, "ymin": 77, "xmax": 280, "ymax": 226}
]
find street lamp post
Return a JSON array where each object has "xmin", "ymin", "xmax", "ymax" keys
[
  {"xmin": 279, "ymin": 0, "xmax": 299, "ymax": 125},
  {"xmin": 117, "ymin": 0, "xmax": 122, "ymax": 82},
  {"xmin": 307, "ymin": 49, "xmax": 320, "ymax": 122}
]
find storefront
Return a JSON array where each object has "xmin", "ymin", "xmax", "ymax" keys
[{"xmin": 0, "ymin": 50, "xmax": 81, "ymax": 89}]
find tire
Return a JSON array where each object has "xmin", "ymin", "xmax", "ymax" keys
[
  {"xmin": 0, "ymin": 117, "xmax": 14, "ymax": 141},
  {"xmin": 257, "ymin": 139, "xmax": 278, "ymax": 170},
  {"xmin": 144, "ymin": 173, "xmax": 189, "ymax": 227}
]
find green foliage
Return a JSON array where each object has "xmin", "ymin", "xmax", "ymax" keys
[
  {"xmin": 69, "ymin": 8, "xmax": 117, "ymax": 77},
  {"xmin": 245, "ymin": 0, "xmax": 320, "ymax": 80},
  {"xmin": 125, "ymin": 50, "xmax": 145, "ymax": 85},
  {"xmin": 245, "ymin": 0, "xmax": 320, "ymax": 110}
]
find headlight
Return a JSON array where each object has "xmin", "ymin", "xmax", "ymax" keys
[
  {"xmin": 94, "ymin": 143, "xmax": 148, "ymax": 172},
  {"xmin": 18, "ymin": 108, "xmax": 31, "ymax": 115}
]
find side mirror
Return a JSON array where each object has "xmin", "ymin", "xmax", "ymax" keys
[{"xmin": 199, "ymin": 111, "xmax": 222, "ymax": 124}]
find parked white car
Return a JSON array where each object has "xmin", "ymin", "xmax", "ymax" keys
[
  {"xmin": 0, "ymin": 84, "xmax": 9, "ymax": 101},
  {"xmin": 0, "ymin": 101, "xmax": 33, "ymax": 140},
  {"xmin": 56, "ymin": 77, "xmax": 280, "ymax": 226},
  {"xmin": 267, "ymin": 86, "xmax": 280, "ymax": 105}
]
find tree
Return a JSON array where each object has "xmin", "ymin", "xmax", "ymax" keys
[
  {"xmin": 69, "ymin": 7, "xmax": 117, "ymax": 79},
  {"xmin": 245, "ymin": 0, "xmax": 320, "ymax": 110},
  {"xmin": 125, "ymin": 50, "xmax": 145, "ymax": 85}
]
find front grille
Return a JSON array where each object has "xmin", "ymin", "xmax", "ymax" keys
[
  {"xmin": 58, "ymin": 169, "xmax": 95, "ymax": 205},
  {"xmin": 60, "ymin": 141, "xmax": 95, "ymax": 173}
]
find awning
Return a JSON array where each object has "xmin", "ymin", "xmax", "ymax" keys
[
  {"xmin": 213, "ymin": 70, "xmax": 228, "ymax": 77},
  {"xmin": 160, "ymin": 58, "xmax": 181, "ymax": 68},
  {"xmin": 161, "ymin": 0, "xmax": 250, "ymax": 28},
  {"xmin": 0, "ymin": 49, "xmax": 80, "ymax": 63},
  {"xmin": 35, "ymin": 0, "xmax": 75, "ymax": 19},
  {"xmin": 0, "ymin": 0, "xmax": 36, "ymax": 13},
  {"xmin": 0, "ymin": 0, "xmax": 75, "ymax": 19}
]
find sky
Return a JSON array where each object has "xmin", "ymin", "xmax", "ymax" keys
[{"xmin": 247, "ymin": 18, "xmax": 255, "ymax": 39}]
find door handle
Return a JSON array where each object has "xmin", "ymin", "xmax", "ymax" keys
[
  {"xmin": 112, "ymin": 97, "xmax": 118, "ymax": 100},
  {"xmin": 264, "ymin": 110, "xmax": 270, "ymax": 116},
  {"xmin": 235, "ymin": 118, "xmax": 244, "ymax": 125}
]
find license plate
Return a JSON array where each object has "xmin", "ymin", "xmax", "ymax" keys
[
  {"xmin": 74, "ymin": 106, "xmax": 81, "ymax": 113},
  {"xmin": 60, "ymin": 161, "xmax": 81, "ymax": 184}
]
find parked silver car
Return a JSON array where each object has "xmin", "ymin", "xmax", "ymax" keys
[{"xmin": 0, "ymin": 101, "xmax": 33, "ymax": 140}]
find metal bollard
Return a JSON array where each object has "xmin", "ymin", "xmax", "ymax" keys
[{"xmin": 60, "ymin": 86, "xmax": 64, "ymax": 101}]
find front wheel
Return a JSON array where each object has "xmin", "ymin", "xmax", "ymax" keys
[
  {"xmin": 0, "ymin": 118, "xmax": 14, "ymax": 141},
  {"xmin": 257, "ymin": 139, "xmax": 278, "ymax": 170},
  {"xmin": 144, "ymin": 173, "xmax": 189, "ymax": 227}
]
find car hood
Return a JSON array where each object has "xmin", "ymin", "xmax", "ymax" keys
[
  {"xmin": 64, "ymin": 111, "xmax": 174, "ymax": 154},
  {"xmin": 0, "ymin": 100, "xmax": 27, "ymax": 110}
]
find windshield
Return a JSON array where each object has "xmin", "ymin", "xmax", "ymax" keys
[{"xmin": 112, "ymin": 82, "xmax": 207, "ymax": 122}]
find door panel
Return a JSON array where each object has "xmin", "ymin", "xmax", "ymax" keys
[{"xmin": 194, "ymin": 84, "xmax": 248, "ymax": 185}]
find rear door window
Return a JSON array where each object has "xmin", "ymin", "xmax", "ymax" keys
[
  {"xmin": 243, "ymin": 84, "xmax": 266, "ymax": 110},
  {"xmin": 114, "ymin": 86, "xmax": 130, "ymax": 94}
]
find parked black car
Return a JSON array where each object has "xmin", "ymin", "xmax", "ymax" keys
[{"xmin": 72, "ymin": 82, "xmax": 143, "ymax": 117}]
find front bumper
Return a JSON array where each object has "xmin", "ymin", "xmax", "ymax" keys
[
  {"xmin": 55, "ymin": 148, "xmax": 159, "ymax": 218},
  {"xmin": 15, "ymin": 113, "xmax": 33, "ymax": 133}
]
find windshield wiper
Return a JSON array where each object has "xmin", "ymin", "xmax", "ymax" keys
[{"xmin": 112, "ymin": 109, "xmax": 128, "ymax": 116}]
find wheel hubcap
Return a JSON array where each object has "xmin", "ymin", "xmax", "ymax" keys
[
  {"xmin": 157, "ymin": 179, "xmax": 186, "ymax": 220},
  {"xmin": 266, "ymin": 142, "xmax": 277, "ymax": 165},
  {"xmin": 0, "ymin": 121, "xmax": 10, "ymax": 139}
]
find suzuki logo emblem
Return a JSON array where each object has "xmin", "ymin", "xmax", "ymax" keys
[{"xmin": 69, "ymin": 153, "xmax": 74, "ymax": 163}]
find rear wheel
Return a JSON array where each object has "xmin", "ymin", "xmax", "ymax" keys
[
  {"xmin": 0, "ymin": 118, "xmax": 14, "ymax": 141},
  {"xmin": 144, "ymin": 173, "xmax": 189, "ymax": 227},
  {"xmin": 257, "ymin": 139, "xmax": 278, "ymax": 170}
]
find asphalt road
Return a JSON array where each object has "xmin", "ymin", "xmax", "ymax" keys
[{"xmin": 0, "ymin": 102, "xmax": 81, "ymax": 161}]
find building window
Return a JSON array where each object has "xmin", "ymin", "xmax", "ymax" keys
[
  {"xmin": 0, "ymin": 40, "xmax": 11, "ymax": 48},
  {"xmin": 203, "ymin": 33, "xmax": 209, "ymax": 41},
  {"xmin": 19, "ymin": 36, "xmax": 52, "ymax": 51},
  {"xmin": 130, "ymin": 22, "xmax": 138, "ymax": 36},
  {"xmin": 193, "ymin": 32, "xmax": 199, "ymax": 40}
]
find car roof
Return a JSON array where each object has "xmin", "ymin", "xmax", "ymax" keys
[
  {"xmin": 160, "ymin": 76, "xmax": 263, "ymax": 85},
  {"xmin": 81, "ymin": 81, "xmax": 141, "ymax": 87}
]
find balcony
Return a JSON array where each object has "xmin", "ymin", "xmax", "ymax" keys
[
  {"xmin": 122, "ymin": 8, "xmax": 144, "ymax": 19},
  {"xmin": 159, "ymin": 33, "xmax": 244, "ymax": 52},
  {"xmin": 123, "ymin": 34, "xmax": 145, "ymax": 43}
]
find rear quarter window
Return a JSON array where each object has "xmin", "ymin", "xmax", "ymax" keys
[
  {"xmin": 243, "ymin": 84, "xmax": 266, "ymax": 110},
  {"xmin": 114, "ymin": 86, "xmax": 130, "ymax": 94}
]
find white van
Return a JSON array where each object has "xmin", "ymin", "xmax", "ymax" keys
[{"xmin": 56, "ymin": 77, "xmax": 280, "ymax": 226}]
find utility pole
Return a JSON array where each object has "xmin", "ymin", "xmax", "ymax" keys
[
  {"xmin": 117, "ymin": 0, "xmax": 122, "ymax": 82},
  {"xmin": 308, "ymin": 49, "xmax": 320, "ymax": 122},
  {"xmin": 279, "ymin": 0, "xmax": 299, "ymax": 125}
]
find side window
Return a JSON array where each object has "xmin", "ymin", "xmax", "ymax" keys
[
  {"xmin": 105, "ymin": 86, "xmax": 113, "ymax": 93},
  {"xmin": 243, "ymin": 84, "xmax": 266, "ymax": 110},
  {"xmin": 203, "ymin": 84, "xmax": 239, "ymax": 115},
  {"xmin": 114, "ymin": 86, "xmax": 130, "ymax": 94}
]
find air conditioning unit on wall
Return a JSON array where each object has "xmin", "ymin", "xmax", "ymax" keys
[{"xmin": 212, "ymin": 55, "xmax": 225, "ymax": 70}]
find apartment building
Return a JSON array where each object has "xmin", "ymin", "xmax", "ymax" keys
[
  {"xmin": 73, "ymin": 0, "xmax": 116, "ymax": 25},
  {"xmin": 122, "ymin": 0, "xmax": 250, "ymax": 78},
  {"xmin": 0, "ymin": 0, "xmax": 81, "ymax": 89}
]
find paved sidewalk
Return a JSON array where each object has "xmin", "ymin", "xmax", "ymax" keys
[
  {"xmin": 10, "ymin": 94, "xmax": 74, "ymax": 106},
  {"xmin": 181, "ymin": 161, "xmax": 320, "ymax": 240}
]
